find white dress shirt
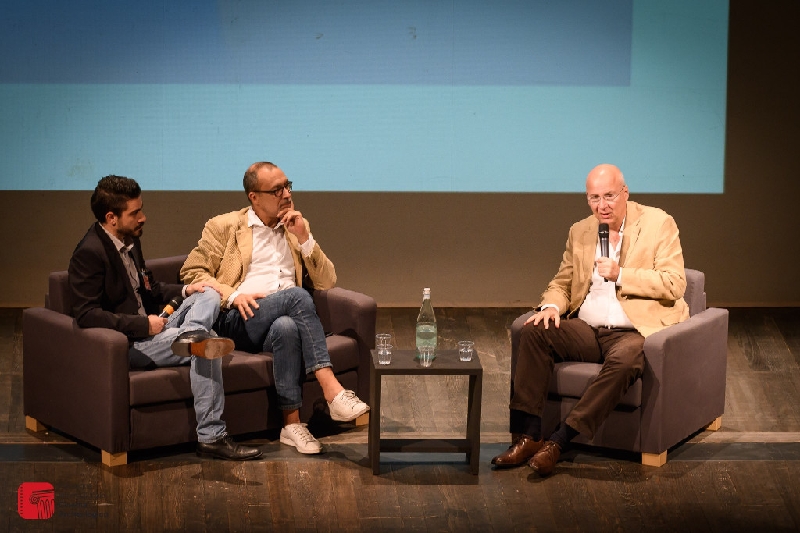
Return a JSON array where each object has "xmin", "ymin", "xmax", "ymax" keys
[
  {"xmin": 228, "ymin": 208, "xmax": 316, "ymax": 305},
  {"xmin": 100, "ymin": 225, "xmax": 146, "ymax": 316},
  {"xmin": 577, "ymin": 220, "xmax": 634, "ymax": 329}
]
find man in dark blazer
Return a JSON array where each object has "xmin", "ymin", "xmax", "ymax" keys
[{"xmin": 68, "ymin": 175, "xmax": 261, "ymax": 461}]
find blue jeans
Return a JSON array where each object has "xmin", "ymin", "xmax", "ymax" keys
[
  {"xmin": 215, "ymin": 287, "xmax": 332, "ymax": 411},
  {"xmin": 128, "ymin": 290, "xmax": 226, "ymax": 444}
]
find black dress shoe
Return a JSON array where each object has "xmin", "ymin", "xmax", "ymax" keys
[
  {"xmin": 171, "ymin": 331, "xmax": 235, "ymax": 359},
  {"xmin": 196, "ymin": 436, "xmax": 262, "ymax": 461},
  {"xmin": 491, "ymin": 434, "xmax": 544, "ymax": 468}
]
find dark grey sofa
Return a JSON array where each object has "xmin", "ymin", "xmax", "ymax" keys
[
  {"xmin": 510, "ymin": 268, "xmax": 729, "ymax": 466},
  {"xmin": 23, "ymin": 255, "xmax": 376, "ymax": 466}
]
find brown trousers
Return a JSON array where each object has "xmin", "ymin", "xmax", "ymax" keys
[{"xmin": 510, "ymin": 318, "xmax": 645, "ymax": 439}]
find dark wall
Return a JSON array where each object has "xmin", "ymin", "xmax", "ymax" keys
[{"xmin": 2, "ymin": 1, "xmax": 799, "ymax": 307}]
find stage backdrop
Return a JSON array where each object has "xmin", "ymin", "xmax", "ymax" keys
[{"xmin": 1, "ymin": 0, "xmax": 727, "ymax": 193}]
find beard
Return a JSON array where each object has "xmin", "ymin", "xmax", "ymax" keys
[{"xmin": 119, "ymin": 224, "xmax": 144, "ymax": 240}]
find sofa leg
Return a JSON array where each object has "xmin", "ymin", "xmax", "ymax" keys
[
  {"xmin": 25, "ymin": 416, "xmax": 46, "ymax": 432},
  {"xmin": 355, "ymin": 412, "xmax": 370, "ymax": 426},
  {"xmin": 641, "ymin": 451, "xmax": 667, "ymax": 467},
  {"xmin": 101, "ymin": 451, "xmax": 128, "ymax": 467},
  {"xmin": 705, "ymin": 416, "xmax": 722, "ymax": 431}
]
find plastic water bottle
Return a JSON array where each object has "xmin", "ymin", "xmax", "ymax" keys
[{"xmin": 415, "ymin": 288, "xmax": 437, "ymax": 355}]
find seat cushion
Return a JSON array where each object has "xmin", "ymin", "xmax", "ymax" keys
[
  {"xmin": 129, "ymin": 335, "xmax": 358, "ymax": 406},
  {"xmin": 129, "ymin": 352, "xmax": 271, "ymax": 406},
  {"xmin": 549, "ymin": 361, "xmax": 642, "ymax": 408}
]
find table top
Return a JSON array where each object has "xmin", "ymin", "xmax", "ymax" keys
[{"xmin": 370, "ymin": 349, "xmax": 482, "ymax": 375}]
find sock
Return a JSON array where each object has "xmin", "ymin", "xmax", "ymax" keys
[
  {"xmin": 510, "ymin": 409, "xmax": 542, "ymax": 441},
  {"xmin": 549, "ymin": 423, "xmax": 579, "ymax": 448}
]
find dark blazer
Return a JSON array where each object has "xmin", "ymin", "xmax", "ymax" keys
[{"xmin": 68, "ymin": 223, "xmax": 183, "ymax": 340}]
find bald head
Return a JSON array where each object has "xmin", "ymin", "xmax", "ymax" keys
[
  {"xmin": 585, "ymin": 164, "xmax": 629, "ymax": 230},
  {"xmin": 586, "ymin": 164, "xmax": 625, "ymax": 191},
  {"xmin": 243, "ymin": 161, "xmax": 278, "ymax": 194}
]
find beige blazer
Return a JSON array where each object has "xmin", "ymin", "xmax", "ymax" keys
[
  {"xmin": 180, "ymin": 207, "xmax": 337, "ymax": 306},
  {"xmin": 540, "ymin": 201, "xmax": 689, "ymax": 338}
]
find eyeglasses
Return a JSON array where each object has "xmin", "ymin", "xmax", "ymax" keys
[
  {"xmin": 587, "ymin": 187, "xmax": 625, "ymax": 205},
  {"xmin": 252, "ymin": 181, "xmax": 292, "ymax": 197}
]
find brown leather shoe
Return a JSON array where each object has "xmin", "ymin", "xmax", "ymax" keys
[
  {"xmin": 491, "ymin": 435, "xmax": 543, "ymax": 468},
  {"xmin": 171, "ymin": 331, "xmax": 235, "ymax": 360},
  {"xmin": 528, "ymin": 440, "xmax": 561, "ymax": 476}
]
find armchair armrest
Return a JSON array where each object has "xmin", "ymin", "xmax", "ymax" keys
[
  {"xmin": 639, "ymin": 307, "xmax": 729, "ymax": 454},
  {"xmin": 313, "ymin": 287, "xmax": 377, "ymax": 400},
  {"xmin": 23, "ymin": 307, "xmax": 132, "ymax": 454}
]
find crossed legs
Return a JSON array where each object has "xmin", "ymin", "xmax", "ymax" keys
[
  {"xmin": 216, "ymin": 287, "xmax": 369, "ymax": 452},
  {"xmin": 260, "ymin": 313, "xmax": 347, "ymax": 426},
  {"xmin": 128, "ymin": 290, "xmax": 227, "ymax": 443},
  {"xmin": 494, "ymin": 318, "xmax": 644, "ymax": 473}
]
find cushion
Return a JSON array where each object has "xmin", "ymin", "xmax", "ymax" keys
[
  {"xmin": 549, "ymin": 361, "xmax": 642, "ymax": 408},
  {"xmin": 129, "ymin": 352, "xmax": 271, "ymax": 406},
  {"xmin": 129, "ymin": 335, "xmax": 358, "ymax": 406}
]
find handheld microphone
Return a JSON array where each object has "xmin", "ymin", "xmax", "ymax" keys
[
  {"xmin": 598, "ymin": 223, "xmax": 610, "ymax": 258},
  {"xmin": 159, "ymin": 296, "xmax": 184, "ymax": 318},
  {"xmin": 598, "ymin": 223, "xmax": 610, "ymax": 282}
]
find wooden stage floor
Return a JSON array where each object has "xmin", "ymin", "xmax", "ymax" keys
[{"xmin": 1, "ymin": 307, "xmax": 800, "ymax": 532}]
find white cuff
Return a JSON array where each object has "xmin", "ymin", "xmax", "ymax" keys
[
  {"xmin": 227, "ymin": 290, "xmax": 240, "ymax": 307},
  {"xmin": 541, "ymin": 303, "xmax": 560, "ymax": 314},
  {"xmin": 299, "ymin": 233, "xmax": 316, "ymax": 257}
]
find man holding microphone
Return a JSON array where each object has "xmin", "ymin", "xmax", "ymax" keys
[
  {"xmin": 69, "ymin": 175, "xmax": 261, "ymax": 461},
  {"xmin": 491, "ymin": 164, "xmax": 689, "ymax": 475}
]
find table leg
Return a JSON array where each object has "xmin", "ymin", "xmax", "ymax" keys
[
  {"xmin": 369, "ymin": 362, "xmax": 381, "ymax": 474},
  {"xmin": 466, "ymin": 371, "xmax": 483, "ymax": 475}
]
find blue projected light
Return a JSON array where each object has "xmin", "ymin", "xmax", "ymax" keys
[
  {"xmin": 0, "ymin": 0, "xmax": 727, "ymax": 192},
  {"xmin": 1, "ymin": 1, "xmax": 632, "ymax": 86}
]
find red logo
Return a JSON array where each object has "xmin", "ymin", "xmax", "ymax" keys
[{"xmin": 17, "ymin": 482, "xmax": 54, "ymax": 520}]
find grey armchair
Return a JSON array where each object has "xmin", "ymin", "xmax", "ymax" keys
[{"xmin": 510, "ymin": 268, "xmax": 728, "ymax": 466}]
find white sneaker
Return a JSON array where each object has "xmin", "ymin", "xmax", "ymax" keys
[
  {"xmin": 280, "ymin": 423, "xmax": 322, "ymax": 454},
  {"xmin": 327, "ymin": 389, "xmax": 370, "ymax": 422}
]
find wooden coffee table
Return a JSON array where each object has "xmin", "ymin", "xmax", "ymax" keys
[{"xmin": 368, "ymin": 349, "xmax": 483, "ymax": 474}]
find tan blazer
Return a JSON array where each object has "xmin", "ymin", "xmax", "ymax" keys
[
  {"xmin": 180, "ymin": 207, "xmax": 337, "ymax": 306},
  {"xmin": 540, "ymin": 201, "xmax": 689, "ymax": 338}
]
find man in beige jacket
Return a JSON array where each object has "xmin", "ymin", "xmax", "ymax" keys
[
  {"xmin": 181, "ymin": 162, "xmax": 368, "ymax": 454},
  {"xmin": 491, "ymin": 164, "xmax": 689, "ymax": 475}
]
